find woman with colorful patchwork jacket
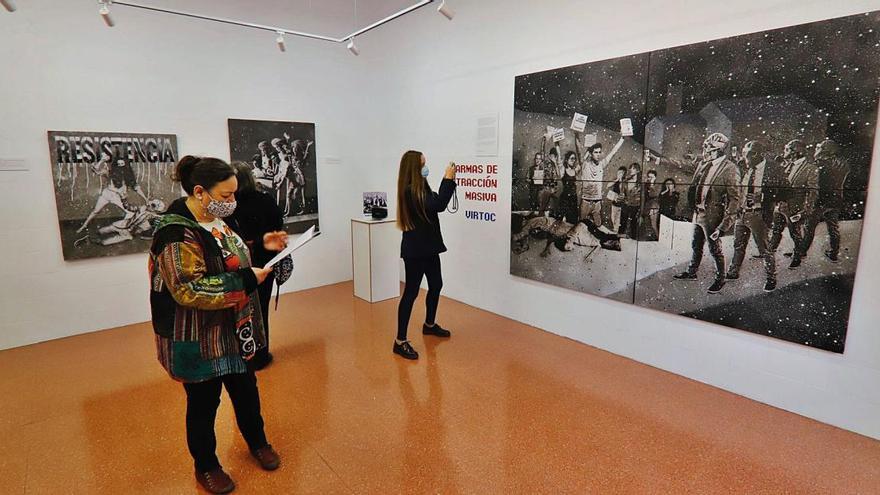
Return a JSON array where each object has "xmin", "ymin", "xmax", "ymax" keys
[{"xmin": 148, "ymin": 156, "xmax": 284, "ymax": 494}]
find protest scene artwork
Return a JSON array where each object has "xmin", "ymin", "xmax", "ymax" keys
[
  {"xmin": 363, "ymin": 192, "xmax": 388, "ymax": 216},
  {"xmin": 228, "ymin": 118, "xmax": 319, "ymax": 234},
  {"xmin": 510, "ymin": 11, "xmax": 880, "ymax": 353},
  {"xmin": 48, "ymin": 130, "xmax": 179, "ymax": 261}
]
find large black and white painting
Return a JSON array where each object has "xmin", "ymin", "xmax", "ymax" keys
[
  {"xmin": 228, "ymin": 118, "xmax": 319, "ymax": 234},
  {"xmin": 510, "ymin": 11, "xmax": 880, "ymax": 352},
  {"xmin": 48, "ymin": 130, "xmax": 178, "ymax": 261}
]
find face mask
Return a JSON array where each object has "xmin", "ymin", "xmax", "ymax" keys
[
  {"xmin": 421, "ymin": 165, "xmax": 430, "ymax": 178},
  {"xmin": 202, "ymin": 191, "xmax": 237, "ymax": 218}
]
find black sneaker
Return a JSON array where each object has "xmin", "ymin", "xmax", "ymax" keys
[
  {"xmin": 751, "ymin": 253, "xmax": 764, "ymax": 259},
  {"xmin": 673, "ymin": 271, "xmax": 697, "ymax": 280},
  {"xmin": 422, "ymin": 323, "xmax": 451, "ymax": 338},
  {"xmin": 824, "ymin": 250, "xmax": 839, "ymax": 263},
  {"xmin": 725, "ymin": 271, "xmax": 739, "ymax": 280},
  {"xmin": 707, "ymin": 278, "xmax": 725, "ymax": 293},
  {"xmin": 764, "ymin": 279, "xmax": 777, "ymax": 292},
  {"xmin": 783, "ymin": 252, "xmax": 793, "ymax": 258},
  {"xmin": 788, "ymin": 257, "xmax": 801, "ymax": 269},
  {"xmin": 393, "ymin": 340, "xmax": 419, "ymax": 360}
]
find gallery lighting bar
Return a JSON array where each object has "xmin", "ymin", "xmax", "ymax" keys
[
  {"xmin": 98, "ymin": 1, "xmax": 115, "ymax": 27},
  {"xmin": 347, "ymin": 38, "xmax": 360, "ymax": 56},
  {"xmin": 107, "ymin": 0, "xmax": 449, "ymax": 50},
  {"xmin": 437, "ymin": 0, "xmax": 454, "ymax": 20}
]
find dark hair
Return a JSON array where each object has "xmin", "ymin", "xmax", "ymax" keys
[
  {"xmin": 397, "ymin": 150, "xmax": 428, "ymax": 232},
  {"xmin": 564, "ymin": 151, "xmax": 577, "ymax": 163},
  {"xmin": 647, "ymin": 169, "xmax": 657, "ymax": 177},
  {"xmin": 617, "ymin": 166, "xmax": 628, "ymax": 173},
  {"xmin": 548, "ymin": 147, "xmax": 559, "ymax": 157},
  {"xmin": 629, "ymin": 162, "xmax": 641, "ymax": 173},
  {"xmin": 231, "ymin": 161, "xmax": 257, "ymax": 194},
  {"xmin": 533, "ymin": 152, "xmax": 543, "ymax": 159},
  {"xmin": 743, "ymin": 139, "xmax": 767, "ymax": 159},
  {"xmin": 587, "ymin": 143, "xmax": 603, "ymax": 153},
  {"xmin": 114, "ymin": 154, "xmax": 130, "ymax": 166},
  {"xmin": 663, "ymin": 178, "xmax": 675, "ymax": 185},
  {"xmin": 173, "ymin": 155, "xmax": 236, "ymax": 195}
]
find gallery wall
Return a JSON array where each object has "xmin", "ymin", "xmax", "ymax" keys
[
  {"xmin": 356, "ymin": 0, "xmax": 880, "ymax": 439},
  {"xmin": 1, "ymin": 0, "xmax": 878, "ymax": 440},
  {"xmin": 0, "ymin": 1, "xmax": 370, "ymax": 350}
]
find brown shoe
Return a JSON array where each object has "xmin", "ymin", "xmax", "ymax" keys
[
  {"xmin": 251, "ymin": 444, "xmax": 280, "ymax": 471},
  {"xmin": 195, "ymin": 468, "xmax": 235, "ymax": 494}
]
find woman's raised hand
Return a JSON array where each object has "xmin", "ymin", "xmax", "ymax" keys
[
  {"xmin": 263, "ymin": 231, "xmax": 289, "ymax": 252},
  {"xmin": 445, "ymin": 162, "xmax": 457, "ymax": 180}
]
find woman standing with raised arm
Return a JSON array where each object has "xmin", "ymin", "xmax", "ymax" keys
[{"xmin": 394, "ymin": 150, "xmax": 457, "ymax": 360}]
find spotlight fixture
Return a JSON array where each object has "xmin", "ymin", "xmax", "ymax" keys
[
  {"xmin": 98, "ymin": 1, "xmax": 114, "ymax": 27},
  {"xmin": 276, "ymin": 31, "xmax": 286, "ymax": 52},
  {"xmin": 437, "ymin": 0, "xmax": 454, "ymax": 20},
  {"xmin": 347, "ymin": 38, "xmax": 360, "ymax": 56},
  {"xmin": 0, "ymin": 0, "xmax": 16, "ymax": 13}
]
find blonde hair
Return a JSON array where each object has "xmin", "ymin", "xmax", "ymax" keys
[{"xmin": 396, "ymin": 150, "xmax": 428, "ymax": 231}]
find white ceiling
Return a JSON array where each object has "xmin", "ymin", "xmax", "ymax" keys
[{"xmin": 130, "ymin": 0, "xmax": 423, "ymax": 38}]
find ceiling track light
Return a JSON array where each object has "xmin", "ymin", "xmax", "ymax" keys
[
  {"xmin": 437, "ymin": 0, "xmax": 454, "ymax": 20},
  {"xmin": 347, "ymin": 38, "xmax": 360, "ymax": 56},
  {"xmin": 98, "ymin": 0, "xmax": 115, "ymax": 27},
  {"xmin": 104, "ymin": 1, "xmax": 450, "ymax": 55},
  {"xmin": 0, "ymin": 0, "xmax": 16, "ymax": 13}
]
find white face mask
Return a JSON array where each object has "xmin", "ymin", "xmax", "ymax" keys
[
  {"xmin": 421, "ymin": 165, "xmax": 430, "ymax": 178},
  {"xmin": 203, "ymin": 191, "xmax": 237, "ymax": 218}
]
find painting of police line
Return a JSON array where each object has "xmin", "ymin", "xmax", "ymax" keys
[
  {"xmin": 228, "ymin": 118, "xmax": 319, "ymax": 234},
  {"xmin": 48, "ymin": 130, "xmax": 179, "ymax": 261},
  {"xmin": 510, "ymin": 11, "xmax": 879, "ymax": 352}
]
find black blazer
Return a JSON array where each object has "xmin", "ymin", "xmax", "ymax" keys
[
  {"xmin": 400, "ymin": 178, "xmax": 456, "ymax": 259},
  {"xmin": 229, "ymin": 190, "xmax": 285, "ymax": 268}
]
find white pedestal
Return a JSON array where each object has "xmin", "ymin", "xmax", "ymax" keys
[{"xmin": 351, "ymin": 217, "xmax": 401, "ymax": 302}]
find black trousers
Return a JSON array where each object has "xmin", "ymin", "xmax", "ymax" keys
[
  {"xmin": 687, "ymin": 222, "xmax": 726, "ymax": 279},
  {"xmin": 618, "ymin": 205, "xmax": 640, "ymax": 238},
  {"xmin": 397, "ymin": 255, "xmax": 443, "ymax": 341},
  {"xmin": 182, "ymin": 371, "xmax": 268, "ymax": 472},
  {"xmin": 802, "ymin": 207, "xmax": 841, "ymax": 256},
  {"xmin": 768, "ymin": 211, "xmax": 806, "ymax": 257},
  {"xmin": 529, "ymin": 184, "xmax": 542, "ymax": 211}
]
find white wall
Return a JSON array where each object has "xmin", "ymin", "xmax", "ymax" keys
[
  {"xmin": 0, "ymin": 1, "xmax": 371, "ymax": 350},
  {"xmin": 355, "ymin": 0, "xmax": 880, "ymax": 439},
  {"xmin": 2, "ymin": 0, "xmax": 879, "ymax": 440}
]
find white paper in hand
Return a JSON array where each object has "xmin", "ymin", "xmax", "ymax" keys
[
  {"xmin": 570, "ymin": 113, "xmax": 588, "ymax": 132},
  {"xmin": 620, "ymin": 118, "xmax": 634, "ymax": 137},
  {"xmin": 264, "ymin": 225, "xmax": 318, "ymax": 268},
  {"xmin": 584, "ymin": 133, "xmax": 598, "ymax": 148}
]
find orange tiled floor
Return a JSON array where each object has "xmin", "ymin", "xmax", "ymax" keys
[{"xmin": 1, "ymin": 281, "xmax": 879, "ymax": 494}]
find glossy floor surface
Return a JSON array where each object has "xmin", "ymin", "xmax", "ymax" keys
[{"xmin": 1, "ymin": 282, "xmax": 879, "ymax": 494}]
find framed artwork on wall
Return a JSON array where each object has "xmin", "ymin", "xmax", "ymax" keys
[
  {"xmin": 228, "ymin": 118, "xmax": 319, "ymax": 234},
  {"xmin": 48, "ymin": 130, "xmax": 179, "ymax": 261},
  {"xmin": 510, "ymin": 11, "xmax": 880, "ymax": 353}
]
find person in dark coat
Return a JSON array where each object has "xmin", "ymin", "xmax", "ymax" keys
[
  {"xmin": 658, "ymin": 178, "xmax": 681, "ymax": 221},
  {"xmin": 230, "ymin": 162, "xmax": 289, "ymax": 370},
  {"xmin": 394, "ymin": 150, "xmax": 457, "ymax": 360}
]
